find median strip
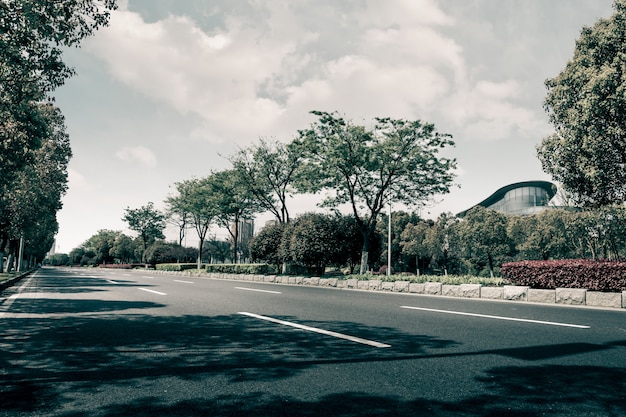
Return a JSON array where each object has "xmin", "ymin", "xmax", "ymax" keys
[
  {"xmin": 400, "ymin": 306, "xmax": 590, "ymax": 329},
  {"xmin": 238, "ymin": 312, "xmax": 391, "ymax": 348}
]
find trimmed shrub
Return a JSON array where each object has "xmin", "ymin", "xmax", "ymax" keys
[
  {"xmin": 205, "ymin": 264, "xmax": 278, "ymax": 275},
  {"xmin": 501, "ymin": 259, "xmax": 626, "ymax": 292},
  {"xmin": 155, "ymin": 263, "xmax": 199, "ymax": 272}
]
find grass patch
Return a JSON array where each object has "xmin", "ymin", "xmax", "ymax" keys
[{"xmin": 347, "ymin": 274, "xmax": 510, "ymax": 287}]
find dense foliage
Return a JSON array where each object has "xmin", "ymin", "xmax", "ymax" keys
[
  {"xmin": 538, "ymin": 0, "xmax": 626, "ymax": 207},
  {"xmin": 501, "ymin": 259, "xmax": 626, "ymax": 291},
  {"xmin": 1, "ymin": 0, "xmax": 116, "ymax": 271}
]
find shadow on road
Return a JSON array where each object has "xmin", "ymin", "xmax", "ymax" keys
[{"xmin": 1, "ymin": 274, "xmax": 625, "ymax": 416}]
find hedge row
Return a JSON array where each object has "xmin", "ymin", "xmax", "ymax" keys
[
  {"xmin": 205, "ymin": 264, "xmax": 279, "ymax": 275},
  {"xmin": 155, "ymin": 263, "xmax": 199, "ymax": 272},
  {"xmin": 501, "ymin": 259, "xmax": 626, "ymax": 292}
]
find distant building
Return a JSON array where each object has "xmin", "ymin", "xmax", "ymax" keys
[{"xmin": 457, "ymin": 180, "xmax": 557, "ymax": 217}]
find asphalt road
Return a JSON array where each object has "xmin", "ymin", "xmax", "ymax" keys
[{"xmin": 1, "ymin": 267, "xmax": 625, "ymax": 416}]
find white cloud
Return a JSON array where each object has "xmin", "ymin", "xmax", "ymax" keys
[
  {"xmin": 115, "ymin": 146, "xmax": 157, "ymax": 168},
  {"xmin": 84, "ymin": 0, "xmax": 546, "ymax": 146}
]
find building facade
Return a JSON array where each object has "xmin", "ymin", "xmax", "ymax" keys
[{"xmin": 457, "ymin": 180, "xmax": 557, "ymax": 217}]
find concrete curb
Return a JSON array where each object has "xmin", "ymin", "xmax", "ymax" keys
[
  {"xmin": 139, "ymin": 269, "xmax": 626, "ymax": 310},
  {"xmin": 0, "ymin": 268, "xmax": 37, "ymax": 291}
]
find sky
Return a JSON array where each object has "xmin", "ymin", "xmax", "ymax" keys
[{"xmin": 52, "ymin": 0, "xmax": 616, "ymax": 254}]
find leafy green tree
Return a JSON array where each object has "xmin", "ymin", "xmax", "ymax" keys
[
  {"xmin": 538, "ymin": 1, "xmax": 626, "ymax": 207},
  {"xmin": 166, "ymin": 179, "xmax": 216, "ymax": 269},
  {"xmin": 1, "ymin": 104, "xmax": 71, "ymax": 270},
  {"xmin": 508, "ymin": 210, "xmax": 571, "ymax": 261},
  {"xmin": 281, "ymin": 213, "xmax": 340, "ymax": 275},
  {"xmin": 122, "ymin": 203, "xmax": 166, "ymax": 260},
  {"xmin": 206, "ymin": 169, "xmax": 263, "ymax": 263},
  {"xmin": 229, "ymin": 139, "xmax": 303, "ymax": 224},
  {"xmin": 249, "ymin": 221, "xmax": 286, "ymax": 271},
  {"xmin": 400, "ymin": 221, "xmax": 432, "ymax": 275},
  {"xmin": 424, "ymin": 212, "xmax": 459, "ymax": 275},
  {"xmin": 83, "ymin": 229, "xmax": 122, "ymax": 265},
  {"xmin": 46, "ymin": 253, "xmax": 69, "ymax": 266},
  {"xmin": 0, "ymin": 0, "xmax": 116, "ymax": 185},
  {"xmin": 455, "ymin": 207, "xmax": 515, "ymax": 277},
  {"xmin": 109, "ymin": 234, "xmax": 138, "ymax": 263},
  {"xmin": 297, "ymin": 111, "xmax": 456, "ymax": 274},
  {"xmin": 69, "ymin": 247, "xmax": 85, "ymax": 265}
]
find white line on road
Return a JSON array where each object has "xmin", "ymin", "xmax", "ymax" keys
[
  {"xmin": 238, "ymin": 312, "xmax": 391, "ymax": 348},
  {"xmin": 235, "ymin": 286, "xmax": 282, "ymax": 294},
  {"xmin": 400, "ymin": 306, "xmax": 590, "ymax": 329},
  {"xmin": 142, "ymin": 276, "xmax": 154, "ymax": 279},
  {"xmin": 174, "ymin": 279, "xmax": 194, "ymax": 284},
  {"xmin": 138, "ymin": 288, "xmax": 167, "ymax": 296},
  {"xmin": 106, "ymin": 280, "xmax": 118, "ymax": 284}
]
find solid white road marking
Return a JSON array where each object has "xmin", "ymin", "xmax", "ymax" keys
[
  {"xmin": 106, "ymin": 280, "xmax": 118, "ymax": 284},
  {"xmin": 400, "ymin": 306, "xmax": 590, "ymax": 329},
  {"xmin": 138, "ymin": 288, "xmax": 167, "ymax": 296},
  {"xmin": 235, "ymin": 286, "xmax": 282, "ymax": 294},
  {"xmin": 238, "ymin": 312, "xmax": 391, "ymax": 348},
  {"xmin": 142, "ymin": 276, "xmax": 154, "ymax": 279},
  {"xmin": 174, "ymin": 279, "xmax": 194, "ymax": 284}
]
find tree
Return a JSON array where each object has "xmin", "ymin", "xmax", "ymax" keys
[
  {"xmin": 109, "ymin": 234, "xmax": 138, "ymax": 263},
  {"xmin": 297, "ymin": 111, "xmax": 456, "ymax": 274},
  {"xmin": 229, "ymin": 138, "xmax": 303, "ymax": 224},
  {"xmin": 206, "ymin": 169, "xmax": 263, "ymax": 263},
  {"xmin": 82, "ymin": 229, "xmax": 123, "ymax": 265},
  {"xmin": 249, "ymin": 221, "xmax": 286, "ymax": 271},
  {"xmin": 0, "ymin": 0, "xmax": 116, "ymax": 184},
  {"xmin": 166, "ymin": 179, "xmax": 216, "ymax": 269},
  {"xmin": 538, "ymin": 1, "xmax": 626, "ymax": 207},
  {"xmin": 424, "ymin": 212, "xmax": 459, "ymax": 275},
  {"xmin": 1, "ymin": 104, "xmax": 71, "ymax": 271},
  {"xmin": 280, "ymin": 213, "xmax": 340, "ymax": 275},
  {"xmin": 122, "ymin": 202, "xmax": 166, "ymax": 260},
  {"xmin": 400, "ymin": 221, "xmax": 432, "ymax": 275},
  {"xmin": 455, "ymin": 207, "xmax": 514, "ymax": 277}
]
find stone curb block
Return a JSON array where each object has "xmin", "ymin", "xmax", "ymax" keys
[
  {"xmin": 381, "ymin": 282, "xmax": 394, "ymax": 291},
  {"xmin": 528, "ymin": 289, "xmax": 556, "ymax": 304},
  {"xmin": 586, "ymin": 291, "xmax": 622, "ymax": 308},
  {"xmin": 556, "ymin": 288, "xmax": 586, "ymax": 305},
  {"xmin": 460, "ymin": 284, "xmax": 481, "ymax": 298},
  {"xmin": 368, "ymin": 280, "xmax": 382, "ymax": 291},
  {"xmin": 503, "ymin": 285, "xmax": 529, "ymax": 301},
  {"xmin": 425, "ymin": 282, "xmax": 442, "ymax": 295},
  {"xmin": 442, "ymin": 284, "xmax": 460, "ymax": 297},
  {"xmin": 409, "ymin": 283, "xmax": 425, "ymax": 294},
  {"xmin": 623, "ymin": 291, "xmax": 626, "ymax": 308},
  {"xmin": 480, "ymin": 287, "xmax": 503, "ymax": 299},
  {"xmin": 394, "ymin": 281, "xmax": 410, "ymax": 293}
]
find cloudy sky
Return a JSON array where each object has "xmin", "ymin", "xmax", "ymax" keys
[{"xmin": 52, "ymin": 0, "xmax": 615, "ymax": 253}]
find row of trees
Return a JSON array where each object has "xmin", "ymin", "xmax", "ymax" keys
[
  {"xmin": 1, "ymin": 0, "xmax": 116, "ymax": 271},
  {"xmin": 249, "ymin": 205, "xmax": 626, "ymax": 277}
]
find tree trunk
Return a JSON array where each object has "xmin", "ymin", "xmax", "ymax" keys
[
  {"xmin": 197, "ymin": 239, "xmax": 204, "ymax": 270},
  {"xmin": 359, "ymin": 251, "xmax": 369, "ymax": 275}
]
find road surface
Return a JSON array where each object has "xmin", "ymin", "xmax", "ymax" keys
[{"xmin": 1, "ymin": 267, "xmax": 625, "ymax": 416}]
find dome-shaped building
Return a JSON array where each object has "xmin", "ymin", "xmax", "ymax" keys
[{"xmin": 457, "ymin": 180, "xmax": 557, "ymax": 217}]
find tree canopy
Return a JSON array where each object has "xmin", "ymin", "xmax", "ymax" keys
[
  {"xmin": 538, "ymin": 0, "xmax": 626, "ymax": 207},
  {"xmin": 297, "ymin": 111, "xmax": 456, "ymax": 274}
]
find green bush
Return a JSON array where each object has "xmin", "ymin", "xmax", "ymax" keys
[
  {"xmin": 349, "ymin": 274, "xmax": 509, "ymax": 287},
  {"xmin": 155, "ymin": 263, "xmax": 199, "ymax": 272},
  {"xmin": 205, "ymin": 264, "xmax": 279, "ymax": 275}
]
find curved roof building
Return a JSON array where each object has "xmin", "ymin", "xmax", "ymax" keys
[{"xmin": 457, "ymin": 180, "xmax": 557, "ymax": 217}]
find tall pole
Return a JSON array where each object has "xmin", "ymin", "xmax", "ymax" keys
[
  {"xmin": 17, "ymin": 234, "xmax": 24, "ymax": 272},
  {"xmin": 387, "ymin": 202, "xmax": 391, "ymax": 276}
]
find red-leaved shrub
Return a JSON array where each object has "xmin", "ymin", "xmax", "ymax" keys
[{"xmin": 501, "ymin": 259, "xmax": 626, "ymax": 292}]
